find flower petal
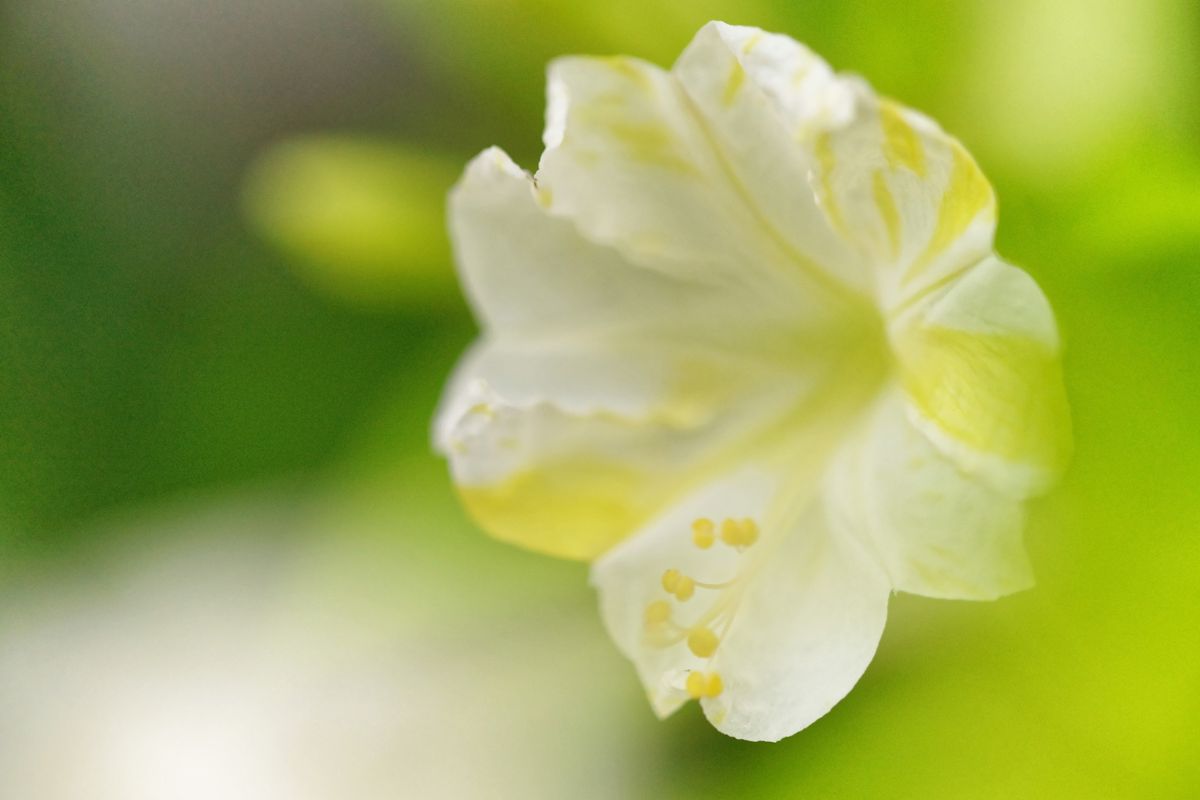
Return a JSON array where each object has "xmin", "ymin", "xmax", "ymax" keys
[
  {"xmin": 449, "ymin": 146, "xmax": 718, "ymax": 340},
  {"xmin": 804, "ymin": 76, "xmax": 998, "ymax": 312},
  {"xmin": 827, "ymin": 392, "xmax": 1033, "ymax": 601},
  {"xmin": 447, "ymin": 146, "xmax": 851, "ymax": 371},
  {"xmin": 437, "ymin": 353, "xmax": 819, "ymax": 562},
  {"xmin": 707, "ymin": 513, "xmax": 890, "ymax": 741},
  {"xmin": 440, "ymin": 145, "xmax": 871, "ymax": 560},
  {"xmin": 536, "ymin": 50, "xmax": 866, "ymax": 314},
  {"xmin": 442, "ymin": 384, "xmax": 684, "ymax": 561},
  {"xmin": 592, "ymin": 466, "xmax": 890, "ymax": 741},
  {"xmin": 892, "ymin": 255, "xmax": 1072, "ymax": 497},
  {"xmin": 670, "ymin": 22, "xmax": 868, "ymax": 296}
]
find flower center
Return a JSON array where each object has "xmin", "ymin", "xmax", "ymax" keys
[{"xmin": 636, "ymin": 313, "xmax": 892, "ymax": 704}]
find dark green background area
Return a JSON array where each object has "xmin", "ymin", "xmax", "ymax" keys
[
  {"xmin": 0, "ymin": 1, "xmax": 468, "ymax": 542},
  {"xmin": 0, "ymin": 1, "xmax": 1198, "ymax": 796}
]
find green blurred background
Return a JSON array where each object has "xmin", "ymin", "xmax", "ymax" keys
[{"xmin": 1, "ymin": 0, "xmax": 1198, "ymax": 797}]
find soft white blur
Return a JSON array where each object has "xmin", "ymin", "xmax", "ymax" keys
[{"xmin": 0, "ymin": 495, "xmax": 655, "ymax": 799}]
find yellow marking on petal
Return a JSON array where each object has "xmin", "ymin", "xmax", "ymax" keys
[
  {"xmin": 466, "ymin": 402, "xmax": 495, "ymax": 420},
  {"xmin": 661, "ymin": 357, "xmax": 742, "ymax": 427},
  {"xmin": 880, "ymin": 100, "xmax": 926, "ymax": 176},
  {"xmin": 585, "ymin": 115, "xmax": 698, "ymax": 176},
  {"xmin": 457, "ymin": 460, "xmax": 650, "ymax": 561},
  {"xmin": 692, "ymin": 518, "xmax": 715, "ymax": 549},
  {"xmin": 741, "ymin": 32, "xmax": 763, "ymax": 55},
  {"xmin": 814, "ymin": 132, "xmax": 849, "ymax": 239},
  {"xmin": 687, "ymin": 671, "xmax": 724, "ymax": 699},
  {"xmin": 873, "ymin": 170, "xmax": 902, "ymax": 260},
  {"xmin": 905, "ymin": 142, "xmax": 994, "ymax": 282},
  {"xmin": 571, "ymin": 65, "xmax": 697, "ymax": 176},
  {"xmin": 898, "ymin": 326, "xmax": 1071, "ymax": 470},
  {"xmin": 687, "ymin": 627, "xmax": 720, "ymax": 658},
  {"xmin": 627, "ymin": 230, "xmax": 670, "ymax": 255},
  {"xmin": 678, "ymin": 89, "xmax": 869, "ymax": 309},
  {"xmin": 597, "ymin": 55, "xmax": 654, "ymax": 91},
  {"xmin": 722, "ymin": 60, "xmax": 745, "ymax": 107}
]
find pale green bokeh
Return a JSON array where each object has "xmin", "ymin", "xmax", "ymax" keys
[{"xmin": 243, "ymin": 137, "xmax": 460, "ymax": 306}]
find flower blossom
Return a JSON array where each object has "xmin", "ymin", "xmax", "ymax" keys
[{"xmin": 434, "ymin": 22, "xmax": 1071, "ymax": 741}]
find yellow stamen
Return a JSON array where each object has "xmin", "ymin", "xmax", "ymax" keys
[
  {"xmin": 716, "ymin": 517, "xmax": 760, "ymax": 548},
  {"xmin": 719, "ymin": 518, "xmax": 742, "ymax": 546},
  {"xmin": 687, "ymin": 627, "xmax": 720, "ymax": 658},
  {"xmin": 662, "ymin": 568, "xmax": 695, "ymax": 601},
  {"xmin": 686, "ymin": 670, "xmax": 724, "ymax": 699},
  {"xmin": 738, "ymin": 518, "xmax": 759, "ymax": 547},
  {"xmin": 692, "ymin": 518, "xmax": 715, "ymax": 549},
  {"xmin": 644, "ymin": 600, "xmax": 671, "ymax": 628},
  {"xmin": 661, "ymin": 568, "xmax": 681, "ymax": 594}
]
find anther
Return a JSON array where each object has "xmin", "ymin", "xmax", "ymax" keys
[
  {"xmin": 686, "ymin": 670, "xmax": 724, "ymax": 699},
  {"xmin": 691, "ymin": 518, "xmax": 715, "ymax": 549},
  {"xmin": 687, "ymin": 627, "xmax": 720, "ymax": 658},
  {"xmin": 738, "ymin": 518, "xmax": 759, "ymax": 547},
  {"xmin": 662, "ymin": 568, "xmax": 694, "ymax": 601},
  {"xmin": 719, "ymin": 517, "xmax": 759, "ymax": 548},
  {"xmin": 644, "ymin": 600, "xmax": 671, "ymax": 628},
  {"xmin": 661, "ymin": 568, "xmax": 681, "ymax": 594}
]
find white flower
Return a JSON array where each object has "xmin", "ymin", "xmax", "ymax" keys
[{"xmin": 434, "ymin": 22, "xmax": 1071, "ymax": 741}]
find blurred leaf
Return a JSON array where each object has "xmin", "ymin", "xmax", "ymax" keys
[
  {"xmin": 965, "ymin": 0, "xmax": 1194, "ymax": 181},
  {"xmin": 1076, "ymin": 155, "xmax": 1200, "ymax": 265},
  {"xmin": 243, "ymin": 136, "xmax": 461, "ymax": 308},
  {"xmin": 374, "ymin": 0, "xmax": 794, "ymax": 163}
]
